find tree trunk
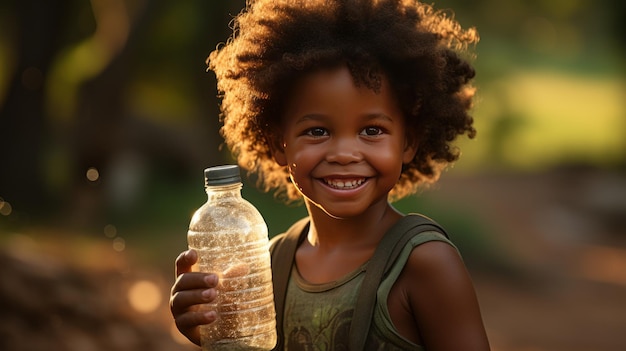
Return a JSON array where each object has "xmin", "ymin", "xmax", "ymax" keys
[{"xmin": 0, "ymin": 0, "xmax": 69, "ymax": 215}]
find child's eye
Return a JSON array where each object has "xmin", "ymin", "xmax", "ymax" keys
[
  {"xmin": 305, "ymin": 127, "xmax": 328, "ymax": 137},
  {"xmin": 360, "ymin": 126, "xmax": 384, "ymax": 136}
]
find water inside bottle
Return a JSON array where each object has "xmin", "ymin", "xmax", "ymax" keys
[{"xmin": 188, "ymin": 222, "xmax": 276, "ymax": 350}]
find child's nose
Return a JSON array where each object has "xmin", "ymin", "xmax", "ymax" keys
[{"xmin": 325, "ymin": 137, "xmax": 362, "ymax": 164}]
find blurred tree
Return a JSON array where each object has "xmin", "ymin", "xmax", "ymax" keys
[
  {"xmin": 0, "ymin": 0, "xmax": 623, "ymax": 225},
  {"xmin": 0, "ymin": 0, "xmax": 247, "ymax": 223},
  {"xmin": 0, "ymin": 0, "xmax": 70, "ymax": 215}
]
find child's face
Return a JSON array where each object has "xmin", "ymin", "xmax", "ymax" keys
[{"xmin": 273, "ymin": 66, "xmax": 416, "ymax": 218}]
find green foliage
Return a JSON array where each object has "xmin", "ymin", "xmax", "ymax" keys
[{"xmin": 0, "ymin": 0, "xmax": 624, "ymax": 270}]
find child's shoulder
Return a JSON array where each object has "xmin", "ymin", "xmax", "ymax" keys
[{"xmin": 390, "ymin": 214, "xmax": 463, "ymax": 280}]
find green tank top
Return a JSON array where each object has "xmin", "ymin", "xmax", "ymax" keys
[{"xmin": 282, "ymin": 231, "xmax": 455, "ymax": 351}]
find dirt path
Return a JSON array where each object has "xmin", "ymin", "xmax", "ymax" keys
[{"xmin": 1, "ymin": 170, "xmax": 624, "ymax": 351}]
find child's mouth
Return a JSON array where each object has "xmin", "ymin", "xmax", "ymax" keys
[{"xmin": 323, "ymin": 178, "xmax": 366, "ymax": 190}]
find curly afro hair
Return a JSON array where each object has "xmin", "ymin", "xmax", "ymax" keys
[{"xmin": 208, "ymin": 0, "xmax": 479, "ymax": 201}]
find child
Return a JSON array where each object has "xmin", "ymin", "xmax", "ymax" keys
[{"xmin": 170, "ymin": 0, "xmax": 490, "ymax": 350}]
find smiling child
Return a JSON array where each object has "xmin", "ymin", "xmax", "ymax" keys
[{"xmin": 170, "ymin": 0, "xmax": 490, "ymax": 350}]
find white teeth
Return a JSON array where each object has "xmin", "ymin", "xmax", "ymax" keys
[{"xmin": 324, "ymin": 178, "xmax": 365, "ymax": 189}]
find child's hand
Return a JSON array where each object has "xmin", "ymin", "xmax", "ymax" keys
[{"xmin": 170, "ymin": 249, "xmax": 219, "ymax": 346}]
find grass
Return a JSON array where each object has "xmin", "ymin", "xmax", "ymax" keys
[{"xmin": 455, "ymin": 67, "xmax": 625, "ymax": 172}]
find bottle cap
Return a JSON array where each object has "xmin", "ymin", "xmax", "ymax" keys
[{"xmin": 204, "ymin": 165, "xmax": 242, "ymax": 186}]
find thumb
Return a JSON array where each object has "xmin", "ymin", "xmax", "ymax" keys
[{"xmin": 175, "ymin": 249, "xmax": 198, "ymax": 277}]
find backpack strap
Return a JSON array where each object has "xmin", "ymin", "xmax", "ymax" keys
[
  {"xmin": 270, "ymin": 217, "xmax": 310, "ymax": 351},
  {"xmin": 348, "ymin": 214, "xmax": 447, "ymax": 351}
]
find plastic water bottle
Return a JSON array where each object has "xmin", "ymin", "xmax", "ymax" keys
[{"xmin": 187, "ymin": 165, "xmax": 277, "ymax": 351}]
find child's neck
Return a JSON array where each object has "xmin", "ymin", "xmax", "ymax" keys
[
  {"xmin": 304, "ymin": 200, "xmax": 403, "ymax": 251},
  {"xmin": 295, "ymin": 201, "xmax": 403, "ymax": 284}
]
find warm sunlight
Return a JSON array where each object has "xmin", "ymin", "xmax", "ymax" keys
[
  {"xmin": 458, "ymin": 69, "xmax": 625, "ymax": 171},
  {"xmin": 128, "ymin": 280, "xmax": 162, "ymax": 314}
]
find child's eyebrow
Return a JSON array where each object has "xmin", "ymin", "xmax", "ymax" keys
[
  {"xmin": 363, "ymin": 113, "xmax": 394, "ymax": 123},
  {"xmin": 294, "ymin": 114, "xmax": 326, "ymax": 125}
]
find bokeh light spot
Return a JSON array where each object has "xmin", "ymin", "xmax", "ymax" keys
[
  {"xmin": 0, "ymin": 198, "xmax": 12, "ymax": 216},
  {"xmin": 86, "ymin": 167, "xmax": 100, "ymax": 182},
  {"xmin": 104, "ymin": 224, "xmax": 117, "ymax": 238},
  {"xmin": 112, "ymin": 237, "xmax": 126, "ymax": 252},
  {"xmin": 128, "ymin": 280, "xmax": 161, "ymax": 314}
]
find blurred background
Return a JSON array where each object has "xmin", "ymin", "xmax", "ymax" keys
[{"xmin": 0, "ymin": 0, "xmax": 624, "ymax": 350}]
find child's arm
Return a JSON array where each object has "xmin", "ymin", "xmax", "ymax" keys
[
  {"xmin": 401, "ymin": 241, "xmax": 490, "ymax": 350},
  {"xmin": 169, "ymin": 250, "xmax": 220, "ymax": 346}
]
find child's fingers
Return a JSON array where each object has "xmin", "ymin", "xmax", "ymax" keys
[
  {"xmin": 170, "ymin": 273, "xmax": 219, "ymax": 313},
  {"xmin": 172, "ymin": 272, "xmax": 218, "ymax": 291},
  {"xmin": 175, "ymin": 249, "xmax": 198, "ymax": 277},
  {"xmin": 170, "ymin": 273, "xmax": 219, "ymax": 347},
  {"xmin": 175, "ymin": 310, "xmax": 218, "ymax": 329},
  {"xmin": 170, "ymin": 286, "xmax": 217, "ymax": 314},
  {"xmin": 171, "ymin": 250, "xmax": 245, "ymax": 346},
  {"xmin": 173, "ymin": 310, "xmax": 218, "ymax": 346}
]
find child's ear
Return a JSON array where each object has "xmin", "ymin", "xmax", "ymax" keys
[{"xmin": 402, "ymin": 137, "xmax": 418, "ymax": 164}]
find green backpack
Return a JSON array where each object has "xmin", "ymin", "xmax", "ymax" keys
[{"xmin": 269, "ymin": 214, "xmax": 448, "ymax": 351}]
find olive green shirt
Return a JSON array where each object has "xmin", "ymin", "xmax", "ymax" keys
[{"xmin": 282, "ymin": 231, "xmax": 454, "ymax": 350}]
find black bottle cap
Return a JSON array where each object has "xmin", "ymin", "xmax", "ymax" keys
[{"xmin": 204, "ymin": 165, "xmax": 241, "ymax": 186}]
